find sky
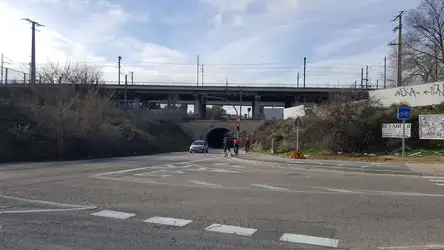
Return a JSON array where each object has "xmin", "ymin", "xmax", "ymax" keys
[{"xmin": 0, "ymin": 0, "xmax": 422, "ymax": 113}]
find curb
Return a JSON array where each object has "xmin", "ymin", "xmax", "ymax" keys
[{"xmin": 230, "ymin": 157, "xmax": 422, "ymax": 176}]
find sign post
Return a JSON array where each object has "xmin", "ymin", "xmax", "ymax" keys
[
  {"xmin": 295, "ymin": 116, "xmax": 301, "ymax": 151},
  {"xmin": 235, "ymin": 117, "xmax": 240, "ymax": 139},
  {"xmin": 397, "ymin": 107, "xmax": 411, "ymax": 163}
]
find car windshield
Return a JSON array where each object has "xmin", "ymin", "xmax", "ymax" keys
[{"xmin": 192, "ymin": 141, "xmax": 204, "ymax": 145}]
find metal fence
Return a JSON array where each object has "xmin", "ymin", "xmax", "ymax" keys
[
  {"xmin": 0, "ymin": 66, "xmax": 386, "ymax": 89},
  {"xmin": 0, "ymin": 66, "xmax": 30, "ymax": 84}
]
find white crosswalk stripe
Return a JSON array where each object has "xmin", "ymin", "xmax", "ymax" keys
[
  {"xmin": 88, "ymin": 210, "xmax": 343, "ymax": 247},
  {"xmin": 143, "ymin": 216, "xmax": 192, "ymax": 227},
  {"xmin": 205, "ymin": 224, "xmax": 257, "ymax": 236},
  {"xmin": 90, "ymin": 210, "xmax": 136, "ymax": 219},
  {"xmin": 422, "ymin": 176, "xmax": 444, "ymax": 186},
  {"xmin": 279, "ymin": 233, "xmax": 339, "ymax": 248}
]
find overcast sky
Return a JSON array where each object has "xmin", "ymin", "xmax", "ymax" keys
[{"xmin": 0, "ymin": 0, "xmax": 421, "ymax": 113}]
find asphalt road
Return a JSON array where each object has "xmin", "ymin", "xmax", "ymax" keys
[{"xmin": 1, "ymin": 151, "xmax": 444, "ymax": 250}]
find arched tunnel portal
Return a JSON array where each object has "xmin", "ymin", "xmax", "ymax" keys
[{"xmin": 206, "ymin": 127, "xmax": 234, "ymax": 148}]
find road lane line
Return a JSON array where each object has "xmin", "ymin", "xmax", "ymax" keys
[
  {"xmin": 210, "ymin": 169, "xmax": 240, "ymax": 173},
  {"xmin": 0, "ymin": 193, "xmax": 95, "ymax": 209},
  {"xmin": 188, "ymin": 180, "xmax": 222, "ymax": 187},
  {"xmin": 143, "ymin": 216, "xmax": 192, "ymax": 227},
  {"xmin": 212, "ymin": 163, "xmax": 229, "ymax": 166},
  {"xmin": 423, "ymin": 176, "xmax": 444, "ymax": 179},
  {"xmin": 379, "ymin": 244, "xmax": 444, "ymax": 249},
  {"xmin": 90, "ymin": 210, "xmax": 136, "ymax": 219},
  {"xmin": 94, "ymin": 176, "xmax": 444, "ymax": 198},
  {"xmin": 1, "ymin": 206, "xmax": 98, "ymax": 214},
  {"xmin": 325, "ymin": 188, "xmax": 356, "ymax": 193},
  {"xmin": 205, "ymin": 224, "xmax": 257, "ymax": 236},
  {"xmin": 428, "ymin": 179, "xmax": 444, "ymax": 182},
  {"xmin": 251, "ymin": 184, "xmax": 290, "ymax": 191},
  {"xmin": 91, "ymin": 157, "xmax": 221, "ymax": 177},
  {"xmin": 279, "ymin": 233, "xmax": 339, "ymax": 248}
]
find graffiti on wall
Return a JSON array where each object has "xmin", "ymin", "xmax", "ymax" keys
[
  {"xmin": 419, "ymin": 115, "xmax": 444, "ymax": 140},
  {"xmin": 395, "ymin": 83, "xmax": 444, "ymax": 98}
]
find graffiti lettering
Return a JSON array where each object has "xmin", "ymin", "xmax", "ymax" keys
[
  {"xmin": 423, "ymin": 83, "xmax": 444, "ymax": 96},
  {"xmin": 395, "ymin": 87, "xmax": 420, "ymax": 97}
]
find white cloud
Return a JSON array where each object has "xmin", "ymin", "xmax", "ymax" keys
[
  {"xmin": 0, "ymin": 0, "xmax": 413, "ymax": 91},
  {"xmin": 200, "ymin": 0, "xmax": 258, "ymax": 12}
]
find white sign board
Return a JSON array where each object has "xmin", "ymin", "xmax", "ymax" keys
[
  {"xmin": 419, "ymin": 115, "xmax": 444, "ymax": 140},
  {"xmin": 382, "ymin": 123, "xmax": 411, "ymax": 138}
]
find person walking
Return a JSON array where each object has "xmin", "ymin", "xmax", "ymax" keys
[
  {"xmin": 222, "ymin": 137, "xmax": 232, "ymax": 157},
  {"xmin": 244, "ymin": 137, "xmax": 250, "ymax": 153}
]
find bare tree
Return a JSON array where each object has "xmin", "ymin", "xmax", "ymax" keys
[
  {"xmin": 23, "ymin": 63, "xmax": 112, "ymax": 158},
  {"xmin": 395, "ymin": 0, "xmax": 444, "ymax": 85}
]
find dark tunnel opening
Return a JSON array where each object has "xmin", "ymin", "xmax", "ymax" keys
[{"xmin": 206, "ymin": 128, "xmax": 232, "ymax": 148}]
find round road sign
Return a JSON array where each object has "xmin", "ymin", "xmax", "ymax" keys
[{"xmin": 236, "ymin": 117, "xmax": 241, "ymax": 123}]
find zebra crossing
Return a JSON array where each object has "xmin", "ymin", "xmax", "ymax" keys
[
  {"xmin": 422, "ymin": 176, "xmax": 444, "ymax": 186},
  {"xmin": 89, "ymin": 209, "xmax": 340, "ymax": 248}
]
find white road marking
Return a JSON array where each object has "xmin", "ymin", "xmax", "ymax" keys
[
  {"xmin": 279, "ymin": 233, "xmax": 339, "ymax": 248},
  {"xmin": 205, "ymin": 224, "xmax": 257, "ymax": 236},
  {"xmin": 251, "ymin": 184, "xmax": 290, "ymax": 191},
  {"xmin": 422, "ymin": 176, "xmax": 444, "ymax": 186},
  {"xmin": 210, "ymin": 169, "xmax": 240, "ymax": 173},
  {"xmin": 325, "ymin": 188, "xmax": 356, "ymax": 193},
  {"xmin": 95, "ymin": 176, "xmax": 444, "ymax": 198},
  {"xmin": 361, "ymin": 165, "xmax": 370, "ymax": 168},
  {"xmin": 337, "ymin": 164, "xmax": 344, "ymax": 167},
  {"xmin": 228, "ymin": 165, "xmax": 246, "ymax": 169},
  {"xmin": 423, "ymin": 176, "xmax": 444, "ymax": 179},
  {"xmin": 90, "ymin": 210, "xmax": 136, "ymax": 219},
  {"xmin": 134, "ymin": 170, "xmax": 184, "ymax": 177},
  {"xmin": 0, "ymin": 193, "xmax": 96, "ymax": 209},
  {"xmin": 379, "ymin": 244, "xmax": 444, "ymax": 249},
  {"xmin": 212, "ymin": 163, "xmax": 229, "ymax": 166},
  {"xmin": 428, "ymin": 179, "xmax": 444, "ymax": 182},
  {"xmin": 188, "ymin": 180, "xmax": 222, "ymax": 187},
  {"xmin": 90, "ymin": 157, "xmax": 221, "ymax": 177},
  {"xmin": 143, "ymin": 216, "xmax": 192, "ymax": 227},
  {"xmin": 1, "ymin": 207, "xmax": 98, "ymax": 214}
]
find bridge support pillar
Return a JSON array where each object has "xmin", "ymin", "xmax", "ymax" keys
[
  {"xmin": 194, "ymin": 94, "xmax": 206, "ymax": 119},
  {"xmin": 167, "ymin": 94, "xmax": 179, "ymax": 111},
  {"xmin": 252, "ymin": 95, "xmax": 262, "ymax": 120},
  {"xmin": 134, "ymin": 97, "xmax": 141, "ymax": 109}
]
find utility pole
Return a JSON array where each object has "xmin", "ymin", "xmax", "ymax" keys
[
  {"xmin": 391, "ymin": 11, "xmax": 405, "ymax": 87},
  {"xmin": 297, "ymin": 72, "xmax": 300, "ymax": 88},
  {"xmin": 365, "ymin": 65, "xmax": 369, "ymax": 88},
  {"xmin": 196, "ymin": 55, "xmax": 200, "ymax": 87},
  {"xmin": 201, "ymin": 64, "xmax": 204, "ymax": 87},
  {"xmin": 0, "ymin": 53, "xmax": 3, "ymax": 85},
  {"xmin": 239, "ymin": 90, "xmax": 243, "ymax": 120},
  {"xmin": 383, "ymin": 56, "xmax": 387, "ymax": 88},
  {"xmin": 130, "ymin": 71, "xmax": 134, "ymax": 85},
  {"xmin": 303, "ymin": 57, "xmax": 307, "ymax": 88},
  {"xmin": 117, "ymin": 56, "xmax": 122, "ymax": 85},
  {"xmin": 360, "ymin": 68, "xmax": 364, "ymax": 88},
  {"xmin": 124, "ymin": 74, "xmax": 128, "ymax": 111},
  {"xmin": 22, "ymin": 18, "xmax": 44, "ymax": 85}
]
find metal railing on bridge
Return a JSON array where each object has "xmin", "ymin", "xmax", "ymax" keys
[{"xmin": 0, "ymin": 67, "xmax": 386, "ymax": 89}]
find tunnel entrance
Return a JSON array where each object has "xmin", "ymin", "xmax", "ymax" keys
[{"xmin": 206, "ymin": 128, "xmax": 232, "ymax": 148}]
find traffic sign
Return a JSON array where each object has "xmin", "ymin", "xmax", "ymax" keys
[
  {"xmin": 397, "ymin": 107, "xmax": 411, "ymax": 120},
  {"xmin": 295, "ymin": 116, "xmax": 301, "ymax": 128},
  {"xmin": 236, "ymin": 117, "xmax": 241, "ymax": 123}
]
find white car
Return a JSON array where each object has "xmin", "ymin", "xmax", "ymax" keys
[{"xmin": 189, "ymin": 140, "xmax": 209, "ymax": 153}]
